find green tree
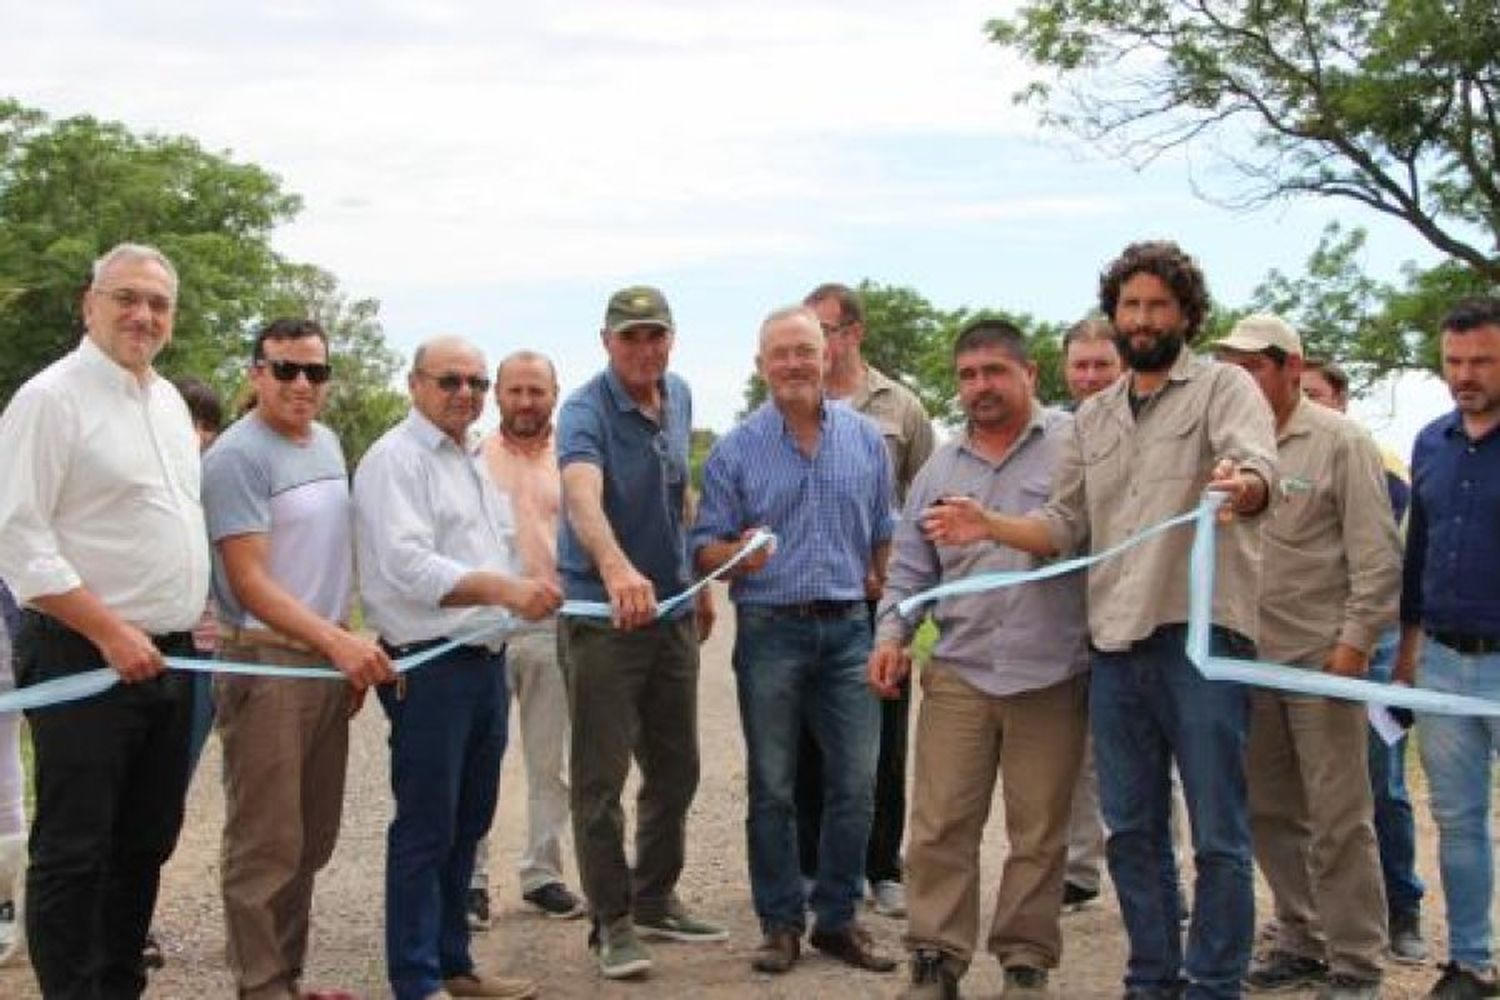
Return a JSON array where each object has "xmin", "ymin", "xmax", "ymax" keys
[{"xmin": 988, "ymin": 0, "xmax": 1500, "ymax": 281}]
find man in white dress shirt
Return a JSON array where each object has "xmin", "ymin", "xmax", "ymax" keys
[
  {"xmin": 353, "ymin": 335, "xmax": 562, "ymax": 1000},
  {"xmin": 0, "ymin": 243, "xmax": 211, "ymax": 999}
]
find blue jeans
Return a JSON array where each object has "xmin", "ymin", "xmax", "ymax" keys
[
  {"xmin": 1365, "ymin": 632, "xmax": 1424, "ymax": 918},
  {"xmin": 377, "ymin": 645, "xmax": 508, "ymax": 1000},
  {"xmin": 1092, "ymin": 625, "xmax": 1254, "ymax": 1000},
  {"xmin": 1416, "ymin": 639, "xmax": 1500, "ymax": 971},
  {"xmin": 733, "ymin": 605, "xmax": 878, "ymax": 935}
]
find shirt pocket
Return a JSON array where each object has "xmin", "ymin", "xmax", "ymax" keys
[{"xmin": 1142, "ymin": 412, "xmax": 1204, "ymax": 480}]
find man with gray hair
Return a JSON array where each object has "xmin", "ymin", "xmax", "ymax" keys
[
  {"xmin": 693, "ymin": 305, "xmax": 896, "ymax": 977},
  {"xmin": 0, "ymin": 243, "xmax": 211, "ymax": 998}
]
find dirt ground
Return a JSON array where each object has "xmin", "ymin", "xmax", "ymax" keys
[{"xmin": 1, "ymin": 586, "xmax": 1492, "ymax": 998}]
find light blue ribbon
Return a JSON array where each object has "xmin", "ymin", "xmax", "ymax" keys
[
  {"xmin": 0, "ymin": 529, "xmax": 780, "ymax": 715},
  {"xmin": 896, "ymin": 492, "xmax": 1500, "ymax": 717}
]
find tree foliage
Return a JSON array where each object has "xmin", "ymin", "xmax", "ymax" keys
[
  {"xmin": 0, "ymin": 98, "xmax": 405, "ymax": 463},
  {"xmin": 988, "ymin": 0, "xmax": 1500, "ymax": 281}
]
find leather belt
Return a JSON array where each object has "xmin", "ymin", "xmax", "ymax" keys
[
  {"xmin": 1427, "ymin": 629, "xmax": 1500, "ymax": 656},
  {"xmin": 761, "ymin": 600, "xmax": 865, "ymax": 619}
]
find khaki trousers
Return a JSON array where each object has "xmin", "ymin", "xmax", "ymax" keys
[
  {"xmin": 1248, "ymin": 689, "xmax": 1387, "ymax": 981},
  {"xmin": 216, "ymin": 639, "xmax": 351, "ymax": 1000},
  {"xmin": 904, "ymin": 664, "xmax": 1087, "ymax": 969}
]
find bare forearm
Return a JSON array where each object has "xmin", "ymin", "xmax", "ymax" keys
[
  {"xmin": 695, "ymin": 539, "xmax": 743, "ymax": 575},
  {"xmin": 31, "ymin": 587, "xmax": 133, "ymax": 647},
  {"xmin": 562, "ymin": 464, "xmax": 634, "ymax": 578},
  {"xmin": 1394, "ymin": 623, "xmax": 1422, "ymax": 685},
  {"xmin": 988, "ymin": 512, "xmax": 1058, "ymax": 556},
  {"xmin": 440, "ymin": 571, "xmax": 520, "ymax": 609}
]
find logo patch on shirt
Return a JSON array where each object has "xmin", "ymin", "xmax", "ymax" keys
[{"xmin": 1279, "ymin": 476, "xmax": 1314, "ymax": 499}]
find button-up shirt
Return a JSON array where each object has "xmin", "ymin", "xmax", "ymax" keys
[
  {"xmin": 1260, "ymin": 399, "xmax": 1400, "ymax": 666},
  {"xmin": 1401, "ymin": 410, "xmax": 1500, "ymax": 637},
  {"xmin": 1035, "ymin": 350, "xmax": 1278, "ymax": 652},
  {"xmin": 556, "ymin": 368, "xmax": 693, "ymax": 615},
  {"xmin": 691, "ymin": 399, "xmax": 894, "ymax": 605},
  {"xmin": 0, "ymin": 337, "xmax": 210, "ymax": 632},
  {"xmin": 847, "ymin": 364, "xmax": 935, "ymax": 506},
  {"xmin": 352, "ymin": 409, "xmax": 519, "ymax": 648},
  {"xmin": 878, "ymin": 404, "xmax": 1088, "ymax": 697}
]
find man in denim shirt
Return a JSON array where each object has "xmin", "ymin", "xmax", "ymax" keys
[
  {"xmin": 694, "ymin": 305, "xmax": 895, "ymax": 979},
  {"xmin": 1396, "ymin": 296, "xmax": 1500, "ymax": 1000}
]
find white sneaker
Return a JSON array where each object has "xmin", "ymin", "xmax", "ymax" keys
[{"xmin": 871, "ymin": 879, "xmax": 906, "ymax": 918}]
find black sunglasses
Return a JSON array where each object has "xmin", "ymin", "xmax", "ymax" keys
[
  {"xmin": 258, "ymin": 359, "xmax": 333, "ymax": 385},
  {"xmin": 418, "ymin": 370, "xmax": 491, "ymax": 393}
]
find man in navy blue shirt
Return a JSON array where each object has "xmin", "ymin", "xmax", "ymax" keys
[
  {"xmin": 556, "ymin": 286, "xmax": 723, "ymax": 981},
  {"xmin": 693, "ymin": 305, "xmax": 896, "ymax": 978},
  {"xmin": 1396, "ymin": 295, "xmax": 1500, "ymax": 999}
]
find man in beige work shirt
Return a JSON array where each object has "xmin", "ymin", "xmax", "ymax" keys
[
  {"xmin": 801, "ymin": 281, "xmax": 935, "ymax": 918},
  {"xmin": 923, "ymin": 241, "xmax": 1277, "ymax": 999},
  {"xmin": 1215, "ymin": 315, "xmax": 1399, "ymax": 1000},
  {"xmin": 471, "ymin": 351, "xmax": 585, "ymax": 927}
]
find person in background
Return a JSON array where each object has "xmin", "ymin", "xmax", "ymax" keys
[{"xmin": 0, "ymin": 580, "xmax": 25, "ymax": 967}]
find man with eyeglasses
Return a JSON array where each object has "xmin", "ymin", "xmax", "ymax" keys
[
  {"xmin": 799, "ymin": 282, "xmax": 935, "ymax": 920},
  {"xmin": 0, "ymin": 243, "xmax": 210, "ymax": 998},
  {"xmin": 556, "ymin": 286, "xmax": 723, "ymax": 980},
  {"xmin": 201, "ymin": 317, "xmax": 395, "ymax": 1000},
  {"xmin": 354, "ymin": 336, "xmax": 561, "ymax": 1000}
]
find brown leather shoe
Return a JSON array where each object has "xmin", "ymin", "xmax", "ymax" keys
[
  {"xmin": 809, "ymin": 922, "xmax": 897, "ymax": 973},
  {"xmin": 442, "ymin": 971, "xmax": 539, "ymax": 998},
  {"xmin": 751, "ymin": 929, "xmax": 801, "ymax": 974}
]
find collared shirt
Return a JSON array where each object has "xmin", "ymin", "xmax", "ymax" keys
[
  {"xmin": 0, "ymin": 337, "xmax": 210, "ymax": 633},
  {"xmin": 352, "ymin": 409, "xmax": 519, "ymax": 648},
  {"xmin": 1401, "ymin": 410, "xmax": 1500, "ymax": 637},
  {"xmin": 877, "ymin": 403, "xmax": 1088, "ymax": 697},
  {"xmin": 1035, "ymin": 350, "xmax": 1278, "ymax": 652},
  {"xmin": 691, "ymin": 399, "xmax": 894, "ymax": 605},
  {"xmin": 1260, "ymin": 399, "xmax": 1400, "ymax": 666},
  {"xmin": 556, "ymin": 368, "xmax": 693, "ymax": 615},
  {"xmin": 847, "ymin": 365, "xmax": 935, "ymax": 505},
  {"xmin": 481, "ymin": 428, "xmax": 560, "ymax": 636}
]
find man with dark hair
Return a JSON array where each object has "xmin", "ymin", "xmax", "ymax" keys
[
  {"xmin": 694, "ymin": 306, "xmax": 895, "ymax": 978},
  {"xmin": 801, "ymin": 281, "xmax": 935, "ymax": 919},
  {"xmin": 923, "ymin": 241, "xmax": 1277, "ymax": 999},
  {"xmin": 1215, "ymin": 315, "xmax": 1398, "ymax": 1000},
  {"xmin": 877, "ymin": 318, "xmax": 1089, "ymax": 1000},
  {"xmin": 1397, "ymin": 296, "xmax": 1500, "ymax": 999},
  {"xmin": 203, "ymin": 317, "xmax": 394, "ymax": 1000},
  {"xmin": 556, "ymin": 287, "xmax": 724, "ymax": 981},
  {"xmin": 0, "ymin": 243, "xmax": 210, "ymax": 998},
  {"xmin": 1301, "ymin": 357, "xmax": 1430, "ymax": 965}
]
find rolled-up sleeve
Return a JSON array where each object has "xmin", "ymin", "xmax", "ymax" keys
[
  {"xmin": 0, "ymin": 383, "xmax": 84, "ymax": 602},
  {"xmin": 1207, "ymin": 364, "xmax": 1279, "ymax": 511},
  {"xmin": 354, "ymin": 447, "xmax": 469, "ymax": 608},
  {"xmin": 1036, "ymin": 417, "xmax": 1088, "ymax": 557}
]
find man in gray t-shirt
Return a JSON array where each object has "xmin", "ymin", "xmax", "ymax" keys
[{"xmin": 202, "ymin": 318, "xmax": 392, "ymax": 1000}]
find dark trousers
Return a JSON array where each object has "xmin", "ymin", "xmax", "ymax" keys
[
  {"xmin": 797, "ymin": 601, "xmax": 908, "ymax": 884},
  {"xmin": 560, "ymin": 615, "xmax": 700, "ymax": 927},
  {"xmin": 17, "ymin": 610, "xmax": 194, "ymax": 1000}
]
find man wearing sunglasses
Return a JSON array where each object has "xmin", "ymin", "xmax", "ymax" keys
[
  {"xmin": 201, "ymin": 317, "xmax": 395, "ymax": 1000},
  {"xmin": 355, "ymin": 335, "xmax": 561, "ymax": 1000},
  {"xmin": 0, "ymin": 243, "xmax": 210, "ymax": 998}
]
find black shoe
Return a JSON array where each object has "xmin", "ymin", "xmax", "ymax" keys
[
  {"xmin": 1429, "ymin": 962, "xmax": 1500, "ymax": 999},
  {"xmin": 1246, "ymin": 950, "xmax": 1328, "ymax": 991},
  {"xmin": 466, "ymin": 887, "xmax": 491, "ymax": 931},
  {"xmin": 901, "ymin": 948, "xmax": 960, "ymax": 1000},
  {"xmin": 522, "ymin": 882, "xmax": 585, "ymax": 920},
  {"xmin": 1062, "ymin": 880, "xmax": 1100, "ymax": 910},
  {"xmin": 1123, "ymin": 984, "xmax": 1185, "ymax": 1000}
]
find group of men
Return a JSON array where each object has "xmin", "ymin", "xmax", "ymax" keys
[{"xmin": 0, "ymin": 238, "xmax": 1497, "ymax": 1000}]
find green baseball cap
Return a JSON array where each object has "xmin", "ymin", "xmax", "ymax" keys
[{"xmin": 604, "ymin": 285, "xmax": 674, "ymax": 336}]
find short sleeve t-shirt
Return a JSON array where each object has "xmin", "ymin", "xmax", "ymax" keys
[{"xmin": 202, "ymin": 414, "xmax": 353, "ymax": 629}]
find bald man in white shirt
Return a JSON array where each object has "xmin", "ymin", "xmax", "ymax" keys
[{"xmin": 0, "ymin": 243, "xmax": 211, "ymax": 999}]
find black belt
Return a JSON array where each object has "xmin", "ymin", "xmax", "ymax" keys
[
  {"xmin": 21, "ymin": 609, "xmax": 191, "ymax": 649},
  {"xmin": 378, "ymin": 636, "xmax": 501, "ymax": 660},
  {"xmin": 1426, "ymin": 629, "xmax": 1500, "ymax": 655},
  {"xmin": 760, "ymin": 600, "xmax": 865, "ymax": 619}
]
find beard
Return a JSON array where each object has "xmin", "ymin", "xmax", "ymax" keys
[{"xmin": 1114, "ymin": 329, "xmax": 1185, "ymax": 373}]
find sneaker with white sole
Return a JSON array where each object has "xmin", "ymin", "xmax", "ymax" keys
[
  {"xmin": 593, "ymin": 919, "xmax": 652, "ymax": 979},
  {"xmin": 872, "ymin": 879, "xmax": 907, "ymax": 918},
  {"xmin": 465, "ymin": 887, "xmax": 491, "ymax": 932},
  {"xmin": 634, "ymin": 908, "xmax": 729, "ymax": 942}
]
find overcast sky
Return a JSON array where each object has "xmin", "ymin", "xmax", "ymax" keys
[{"xmin": 4, "ymin": 0, "xmax": 1455, "ymax": 446}]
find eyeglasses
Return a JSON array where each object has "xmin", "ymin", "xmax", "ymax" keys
[
  {"xmin": 257, "ymin": 359, "xmax": 333, "ymax": 385},
  {"xmin": 417, "ymin": 370, "xmax": 491, "ymax": 394},
  {"xmin": 101, "ymin": 287, "xmax": 174, "ymax": 316}
]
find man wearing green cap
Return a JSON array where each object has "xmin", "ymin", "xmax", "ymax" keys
[{"xmin": 556, "ymin": 286, "xmax": 725, "ymax": 980}]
